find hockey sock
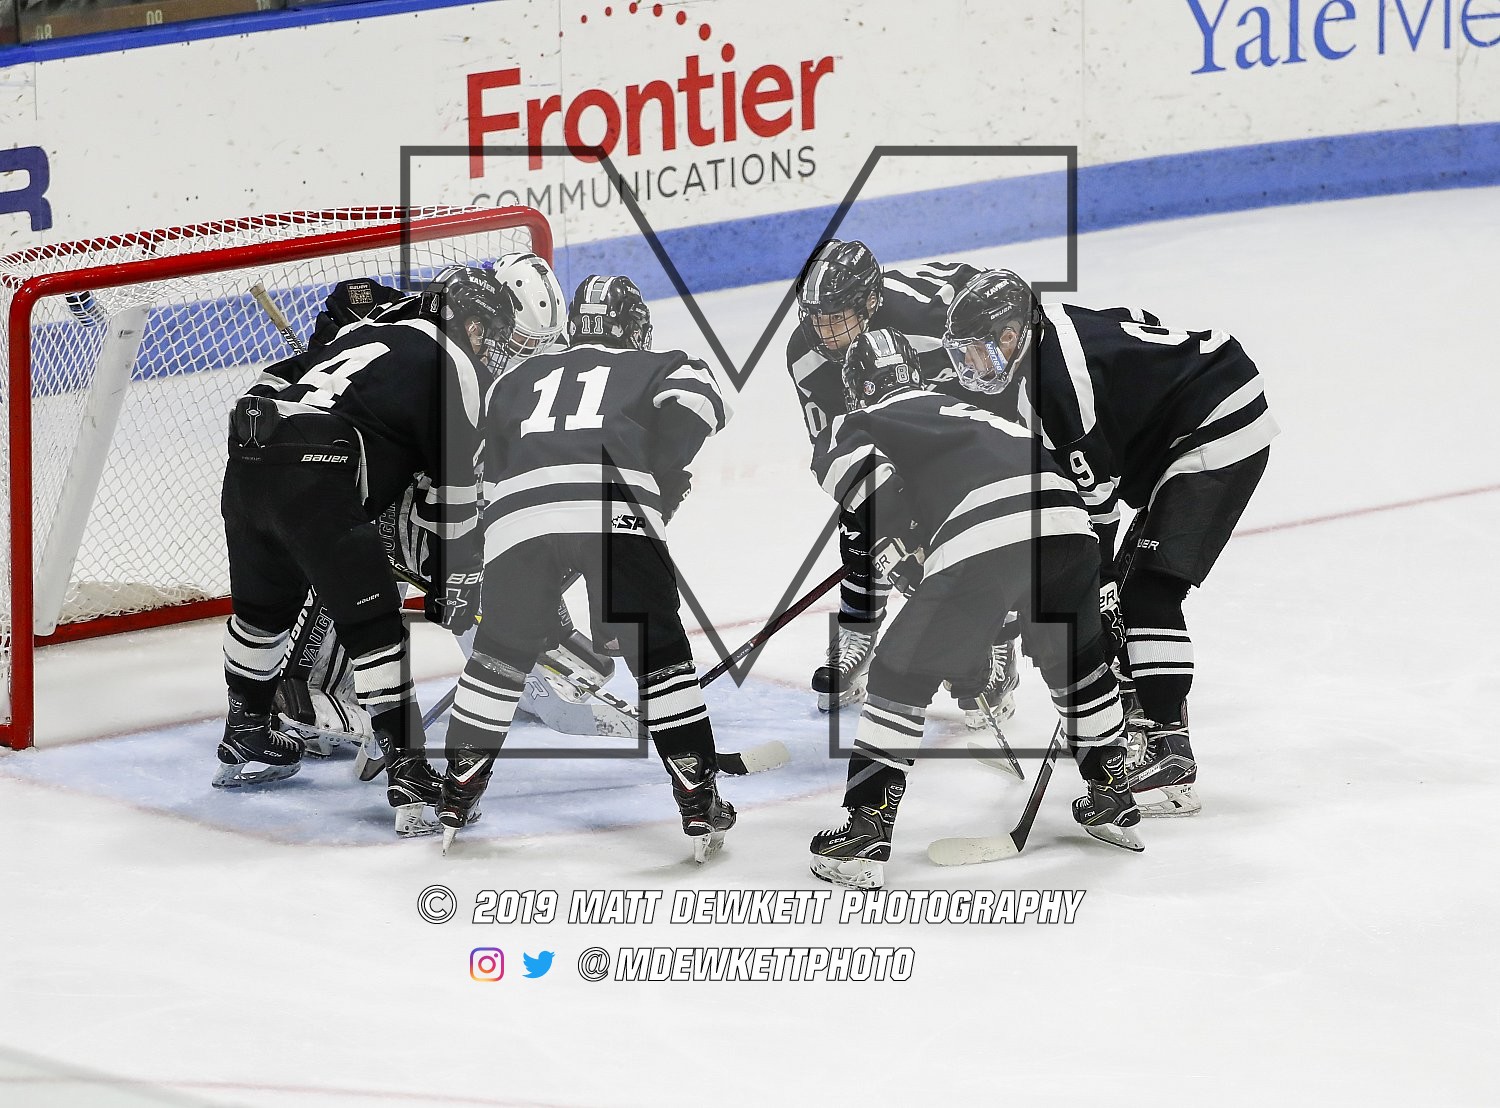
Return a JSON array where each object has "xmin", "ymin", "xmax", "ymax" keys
[
  {"xmin": 1120, "ymin": 569, "xmax": 1193, "ymax": 725},
  {"xmin": 223, "ymin": 615, "xmax": 290, "ymax": 713},
  {"xmin": 843, "ymin": 694, "xmax": 921, "ymax": 807},
  {"xmin": 844, "ymin": 746, "xmax": 912, "ymax": 810},
  {"xmin": 641, "ymin": 661, "xmax": 715, "ymax": 767},
  {"xmin": 446, "ymin": 649, "xmax": 527, "ymax": 758},
  {"xmin": 1047, "ymin": 647, "xmax": 1125, "ymax": 750},
  {"xmin": 350, "ymin": 628, "xmax": 415, "ymax": 723}
]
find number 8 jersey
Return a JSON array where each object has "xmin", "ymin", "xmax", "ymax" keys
[{"xmin": 479, "ymin": 342, "xmax": 731, "ymax": 560}]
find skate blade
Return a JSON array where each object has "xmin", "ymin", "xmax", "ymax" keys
[
  {"xmin": 962, "ymin": 693, "xmax": 1016, "ymax": 730},
  {"xmin": 965, "ymin": 741, "xmax": 1024, "ymax": 781},
  {"xmin": 719, "ymin": 740, "xmax": 790, "ymax": 776},
  {"xmin": 816, "ymin": 674, "xmax": 868, "ymax": 713},
  {"xmin": 211, "ymin": 760, "xmax": 300, "ymax": 789},
  {"xmin": 354, "ymin": 735, "xmax": 386, "ymax": 783},
  {"xmin": 394, "ymin": 803, "xmax": 441, "ymax": 838},
  {"xmin": 927, "ymin": 834, "xmax": 1020, "ymax": 866},
  {"xmin": 1135, "ymin": 784, "xmax": 1201, "ymax": 818},
  {"xmin": 441, "ymin": 825, "xmax": 459, "ymax": 855},
  {"xmin": 808, "ymin": 854, "xmax": 884, "ymax": 889},
  {"xmin": 1083, "ymin": 822, "xmax": 1145, "ymax": 852},
  {"xmin": 692, "ymin": 830, "xmax": 727, "ymax": 864}
]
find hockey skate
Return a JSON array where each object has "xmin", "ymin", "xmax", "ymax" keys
[
  {"xmin": 386, "ymin": 755, "xmax": 444, "ymax": 837},
  {"xmin": 1073, "ymin": 746, "xmax": 1144, "ymax": 851},
  {"xmin": 812, "ymin": 625, "xmax": 876, "ymax": 711},
  {"xmin": 953, "ymin": 639, "xmax": 1020, "ymax": 730},
  {"xmin": 809, "ymin": 780, "xmax": 903, "ymax": 889},
  {"xmin": 667, "ymin": 753, "xmax": 736, "ymax": 863},
  {"xmin": 212, "ymin": 697, "xmax": 303, "ymax": 788},
  {"xmin": 1125, "ymin": 719, "xmax": 1200, "ymax": 817},
  {"xmin": 437, "ymin": 755, "xmax": 491, "ymax": 854}
]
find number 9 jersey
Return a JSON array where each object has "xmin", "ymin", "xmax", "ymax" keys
[{"xmin": 479, "ymin": 341, "xmax": 732, "ymax": 561}]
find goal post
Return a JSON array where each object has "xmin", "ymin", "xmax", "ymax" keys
[{"xmin": 1, "ymin": 206, "xmax": 552, "ymax": 750}]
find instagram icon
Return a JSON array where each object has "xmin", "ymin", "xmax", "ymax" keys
[{"xmin": 470, "ymin": 948, "xmax": 505, "ymax": 982}]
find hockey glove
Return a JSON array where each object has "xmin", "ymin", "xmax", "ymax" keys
[
  {"xmin": 872, "ymin": 535, "xmax": 924, "ymax": 599},
  {"xmin": 658, "ymin": 469, "xmax": 691, "ymax": 523},
  {"xmin": 425, "ymin": 567, "xmax": 483, "ymax": 635},
  {"xmin": 1099, "ymin": 578, "xmax": 1127, "ymax": 666}
]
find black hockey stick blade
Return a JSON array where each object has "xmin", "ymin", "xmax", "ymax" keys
[{"xmin": 928, "ymin": 730, "xmax": 1063, "ymax": 866}]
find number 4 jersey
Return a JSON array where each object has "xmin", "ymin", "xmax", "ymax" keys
[{"xmin": 480, "ymin": 342, "xmax": 731, "ymax": 561}]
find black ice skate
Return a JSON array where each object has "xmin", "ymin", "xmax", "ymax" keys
[
  {"xmin": 437, "ymin": 754, "xmax": 492, "ymax": 854},
  {"xmin": 809, "ymin": 780, "xmax": 903, "ymax": 889},
  {"xmin": 212, "ymin": 697, "xmax": 303, "ymax": 788},
  {"xmin": 1073, "ymin": 745, "xmax": 1144, "ymax": 852},
  {"xmin": 812, "ymin": 625, "xmax": 877, "ymax": 711},
  {"xmin": 1125, "ymin": 719, "xmax": 1199, "ymax": 817},
  {"xmin": 955, "ymin": 639, "xmax": 1020, "ymax": 730},
  {"xmin": 667, "ymin": 753, "xmax": 736, "ymax": 863},
  {"xmin": 386, "ymin": 754, "xmax": 443, "ymax": 837}
]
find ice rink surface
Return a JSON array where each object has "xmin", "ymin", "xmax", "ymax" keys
[{"xmin": 2, "ymin": 187, "xmax": 1498, "ymax": 1107}]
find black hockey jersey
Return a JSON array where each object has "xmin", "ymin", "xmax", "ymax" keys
[
  {"xmin": 811, "ymin": 389, "xmax": 1093, "ymax": 580},
  {"xmin": 1000, "ymin": 304, "xmax": 1280, "ymax": 532},
  {"xmin": 787, "ymin": 260, "xmax": 983, "ymax": 440},
  {"xmin": 244, "ymin": 299, "xmax": 485, "ymax": 552},
  {"xmin": 480, "ymin": 342, "xmax": 729, "ymax": 561}
]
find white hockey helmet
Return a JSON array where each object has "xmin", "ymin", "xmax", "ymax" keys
[{"xmin": 490, "ymin": 252, "xmax": 567, "ymax": 358}]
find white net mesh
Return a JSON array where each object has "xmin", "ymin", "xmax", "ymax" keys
[{"xmin": 0, "ymin": 207, "xmax": 548, "ymax": 736}]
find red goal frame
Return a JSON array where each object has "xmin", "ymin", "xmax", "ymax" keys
[{"xmin": 3, "ymin": 206, "xmax": 552, "ymax": 750}]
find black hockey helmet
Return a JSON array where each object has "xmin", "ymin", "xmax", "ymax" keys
[
  {"xmin": 942, "ymin": 269, "xmax": 1041, "ymax": 396},
  {"xmin": 568, "ymin": 274, "xmax": 652, "ymax": 350},
  {"xmin": 420, "ymin": 265, "xmax": 519, "ymax": 375},
  {"xmin": 796, "ymin": 239, "xmax": 883, "ymax": 358},
  {"xmin": 842, "ymin": 328, "xmax": 924, "ymax": 410}
]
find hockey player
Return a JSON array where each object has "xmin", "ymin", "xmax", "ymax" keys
[
  {"xmin": 788, "ymin": 239, "xmax": 1017, "ymax": 725},
  {"xmin": 944, "ymin": 270, "xmax": 1278, "ymax": 816},
  {"xmin": 216, "ymin": 264, "xmax": 511, "ymax": 837},
  {"xmin": 807, "ymin": 328, "xmax": 1141, "ymax": 889},
  {"xmin": 438, "ymin": 274, "xmax": 736, "ymax": 862},
  {"xmin": 269, "ymin": 254, "xmax": 603, "ymax": 759}
]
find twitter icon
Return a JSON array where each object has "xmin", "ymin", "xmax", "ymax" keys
[{"xmin": 522, "ymin": 951, "xmax": 554, "ymax": 979}]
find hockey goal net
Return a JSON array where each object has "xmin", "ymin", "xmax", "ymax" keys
[{"xmin": 1, "ymin": 206, "xmax": 552, "ymax": 750}]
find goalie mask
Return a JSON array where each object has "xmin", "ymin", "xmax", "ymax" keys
[
  {"xmin": 568, "ymin": 274, "xmax": 652, "ymax": 350},
  {"xmin": 421, "ymin": 265, "xmax": 519, "ymax": 377},
  {"xmin": 797, "ymin": 239, "xmax": 883, "ymax": 359},
  {"xmin": 842, "ymin": 328, "xmax": 924, "ymax": 410},
  {"xmin": 942, "ymin": 269, "xmax": 1041, "ymax": 396},
  {"xmin": 491, "ymin": 252, "xmax": 567, "ymax": 359}
]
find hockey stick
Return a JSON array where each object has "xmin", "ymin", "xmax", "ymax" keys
[
  {"xmin": 698, "ymin": 565, "xmax": 849, "ymax": 688},
  {"xmin": 928, "ymin": 724, "xmax": 1063, "ymax": 866},
  {"xmin": 250, "ymin": 283, "xmax": 307, "ymax": 356},
  {"xmin": 966, "ymin": 691, "xmax": 1024, "ymax": 780}
]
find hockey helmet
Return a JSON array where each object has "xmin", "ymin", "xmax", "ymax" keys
[
  {"xmin": 942, "ymin": 269, "xmax": 1041, "ymax": 396},
  {"xmin": 568, "ymin": 274, "xmax": 652, "ymax": 350},
  {"xmin": 491, "ymin": 252, "xmax": 567, "ymax": 358},
  {"xmin": 421, "ymin": 265, "xmax": 519, "ymax": 376},
  {"xmin": 796, "ymin": 239, "xmax": 883, "ymax": 358},
  {"xmin": 842, "ymin": 328, "xmax": 924, "ymax": 410}
]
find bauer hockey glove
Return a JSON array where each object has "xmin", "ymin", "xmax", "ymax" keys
[
  {"xmin": 426, "ymin": 567, "xmax": 483, "ymax": 635},
  {"xmin": 1099, "ymin": 578, "xmax": 1128, "ymax": 666},
  {"xmin": 871, "ymin": 535, "xmax": 925, "ymax": 599}
]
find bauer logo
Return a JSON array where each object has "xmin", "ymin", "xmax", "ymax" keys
[
  {"xmin": 466, "ymin": 2, "xmax": 834, "ymax": 216},
  {"xmin": 0, "ymin": 146, "xmax": 52, "ymax": 232}
]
